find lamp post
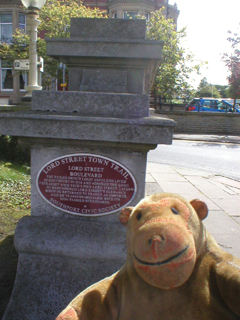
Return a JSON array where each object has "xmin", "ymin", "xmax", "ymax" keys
[{"xmin": 21, "ymin": 0, "xmax": 46, "ymax": 100}]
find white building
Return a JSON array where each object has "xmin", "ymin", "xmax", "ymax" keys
[{"xmin": 0, "ymin": 0, "xmax": 27, "ymax": 104}]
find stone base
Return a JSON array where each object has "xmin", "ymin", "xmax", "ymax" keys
[{"xmin": 3, "ymin": 216, "xmax": 127, "ymax": 320}]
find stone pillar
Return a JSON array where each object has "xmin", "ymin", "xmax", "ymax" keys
[
  {"xmin": 23, "ymin": 12, "xmax": 42, "ymax": 99},
  {"xmin": 1, "ymin": 18, "xmax": 175, "ymax": 320}
]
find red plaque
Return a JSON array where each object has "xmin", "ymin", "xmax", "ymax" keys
[{"xmin": 37, "ymin": 154, "xmax": 137, "ymax": 216}]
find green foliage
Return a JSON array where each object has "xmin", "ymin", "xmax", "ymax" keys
[
  {"xmin": 0, "ymin": 0, "xmax": 105, "ymax": 81},
  {"xmin": 0, "ymin": 161, "xmax": 31, "ymax": 318},
  {"xmin": 0, "ymin": 160, "xmax": 31, "ymax": 237},
  {"xmin": 195, "ymin": 77, "xmax": 221, "ymax": 98},
  {"xmin": 39, "ymin": 0, "xmax": 105, "ymax": 38},
  {"xmin": 0, "ymin": 4, "xmax": 203, "ymax": 99},
  {"xmin": 0, "ymin": 176, "xmax": 31, "ymax": 210},
  {"xmin": 0, "ymin": 136, "xmax": 30, "ymax": 165},
  {"xmin": 38, "ymin": 0, "xmax": 106, "ymax": 80},
  {"xmin": 0, "ymin": 28, "xmax": 29, "ymax": 61},
  {"xmin": 197, "ymin": 77, "xmax": 208, "ymax": 91},
  {"xmin": 0, "ymin": 162, "xmax": 31, "ymax": 318},
  {"xmin": 214, "ymin": 85, "xmax": 229, "ymax": 98},
  {"xmin": 222, "ymin": 26, "xmax": 240, "ymax": 106},
  {"xmin": 226, "ymin": 84, "xmax": 240, "ymax": 99},
  {"xmin": 146, "ymin": 9, "xmax": 204, "ymax": 99}
]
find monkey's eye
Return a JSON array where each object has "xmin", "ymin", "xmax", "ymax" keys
[
  {"xmin": 136, "ymin": 212, "xmax": 142, "ymax": 220},
  {"xmin": 171, "ymin": 207, "xmax": 179, "ymax": 215}
]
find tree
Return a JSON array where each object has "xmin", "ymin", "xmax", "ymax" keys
[
  {"xmin": 197, "ymin": 77, "xmax": 208, "ymax": 91},
  {"xmin": 214, "ymin": 85, "xmax": 229, "ymax": 98},
  {"xmin": 146, "ymin": 9, "xmax": 203, "ymax": 100},
  {"xmin": 222, "ymin": 26, "xmax": 240, "ymax": 107},
  {"xmin": 195, "ymin": 78, "xmax": 221, "ymax": 98},
  {"xmin": 0, "ymin": 0, "xmax": 105, "ymax": 88},
  {"xmin": 39, "ymin": 0, "xmax": 106, "ymax": 38},
  {"xmin": 0, "ymin": 4, "xmax": 202, "ymax": 96}
]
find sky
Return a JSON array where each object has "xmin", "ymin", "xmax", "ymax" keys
[{"xmin": 169, "ymin": 0, "xmax": 240, "ymax": 88}]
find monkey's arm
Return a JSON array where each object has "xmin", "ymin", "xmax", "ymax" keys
[
  {"xmin": 215, "ymin": 259, "xmax": 240, "ymax": 317},
  {"xmin": 56, "ymin": 272, "xmax": 121, "ymax": 320}
]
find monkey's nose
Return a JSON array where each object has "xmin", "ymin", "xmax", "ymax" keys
[
  {"xmin": 148, "ymin": 235, "xmax": 165, "ymax": 260},
  {"xmin": 148, "ymin": 235, "xmax": 165, "ymax": 245}
]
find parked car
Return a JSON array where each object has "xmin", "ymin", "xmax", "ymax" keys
[{"xmin": 186, "ymin": 98, "xmax": 239, "ymax": 113}]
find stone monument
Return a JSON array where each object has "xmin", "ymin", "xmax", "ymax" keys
[{"xmin": 0, "ymin": 18, "xmax": 175, "ymax": 319}]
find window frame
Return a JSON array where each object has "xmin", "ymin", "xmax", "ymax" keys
[
  {"xmin": 19, "ymin": 13, "xmax": 27, "ymax": 33},
  {"xmin": 0, "ymin": 13, "xmax": 13, "ymax": 44},
  {"xmin": 1, "ymin": 59, "xmax": 14, "ymax": 91},
  {"xmin": 145, "ymin": 12, "xmax": 150, "ymax": 21}
]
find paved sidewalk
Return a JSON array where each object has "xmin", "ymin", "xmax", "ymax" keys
[{"xmin": 145, "ymin": 162, "xmax": 240, "ymax": 259}]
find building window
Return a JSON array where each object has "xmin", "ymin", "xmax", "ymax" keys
[
  {"xmin": 145, "ymin": 12, "xmax": 150, "ymax": 21},
  {"xmin": 19, "ymin": 14, "xmax": 26, "ymax": 32},
  {"xmin": 1, "ymin": 60, "xmax": 28, "ymax": 91},
  {"xmin": 1, "ymin": 60, "xmax": 13, "ymax": 90},
  {"xmin": 0, "ymin": 13, "xmax": 13, "ymax": 44},
  {"xmin": 20, "ymin": 72, "xmax": 27, "ymax": 90},
  {"xmin": 123, "ymin": 11, "xmax": 138, "ymax": 19},
  {"xmin": 112, "ymin": 12, "xmax": 117, "ymax": 19}
]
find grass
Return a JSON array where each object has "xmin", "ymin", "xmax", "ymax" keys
[{"xmin": 0, "ymin": 161, "xmax": 31, "ymax": 318}]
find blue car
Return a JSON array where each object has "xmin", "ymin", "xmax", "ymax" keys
[{"xmin": 186, "ymin": 98, "xmax": 240, "ymax": 113}]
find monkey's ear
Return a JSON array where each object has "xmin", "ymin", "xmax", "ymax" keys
[
  {"xmin": 190, "ymin": 199, "xmax": 208, "ymax": 221},
  {"xmin": 55, "ymin": 306, "xmax": 78, "ymax": 320},
  {"xmin": 119, "ymin": 207, "xmax": 134, "ymax": 226}
]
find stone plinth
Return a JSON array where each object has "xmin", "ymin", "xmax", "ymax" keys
[
  {"xmin": 46, "ymin": 19, "xmax": 163, "ymax": 94},
  {"xmin": 1, "ymin": 18, "xmax": 175, "ymax": 320}
]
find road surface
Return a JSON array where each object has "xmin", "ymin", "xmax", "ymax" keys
[{"xmin": 148, "ymin": 139, "xmax": 240, "ymax": 181}]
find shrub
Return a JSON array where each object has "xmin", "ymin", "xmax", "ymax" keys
[{"xmin": 0, "ymin": 136, "xmax": 30, "ymax": 165}]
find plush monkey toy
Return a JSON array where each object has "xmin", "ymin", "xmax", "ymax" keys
[{"xmin": 56, "ymin": 193, "xmax": 240, "ymax": 320}]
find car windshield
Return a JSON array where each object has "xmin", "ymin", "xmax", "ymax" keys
[{"xmin": 188, "ymin": 99, "xmax": 199, "ymax": 106}]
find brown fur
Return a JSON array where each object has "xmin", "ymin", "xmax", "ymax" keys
[{"xmin": 56, "ymin": 193, "xmax": 240, "ymax": 320}]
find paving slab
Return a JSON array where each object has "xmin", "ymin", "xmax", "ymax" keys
[
  {"xmin": 145, "ymin": 173, "xmax": 155, "ymax": 183},
  {"xmin": 213, "ymin": 195, "xmax": 240, "ymax": 216},
  {"xmin": 153, "ymin": 172, "xmax": 187, "ymax": 182},
  {"xmin": 210, "ymin": 176, "xmax": 240, "ymax": 189},
  {"xmin": 154, "ymin": 180, "xmax": 219, "ymax": 211},
  {"xmin": 147, "ymin": 162, "xmax": 176, "ymax": 174},
  {"xmin": 173, "ymin": 167, "xmax": 212, "ymax": 178},
  {"xmin": 185, "ymin": 175, "xmax": 230, "ymax": 199},
  {"xmin": 204, "ymin": 210, "xmax": 240, "ymax": 259},
  {"xmin": 232, "ymin": 216, "xmax": 240, "ymax": 224},
  {"xmin": 145, "ymin": 182, "xmax": 163, "ymax": 197},
  {"xmin": 154, "ymin": 180, "xmax": 206, "ymax": 200},
  {"xmin": 228, "ymin": 186, "xmax": 240, "ymax": 194},
  {"xmin": 206, "ymin": 179, "xmax": 237, "ymax": 195}
]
